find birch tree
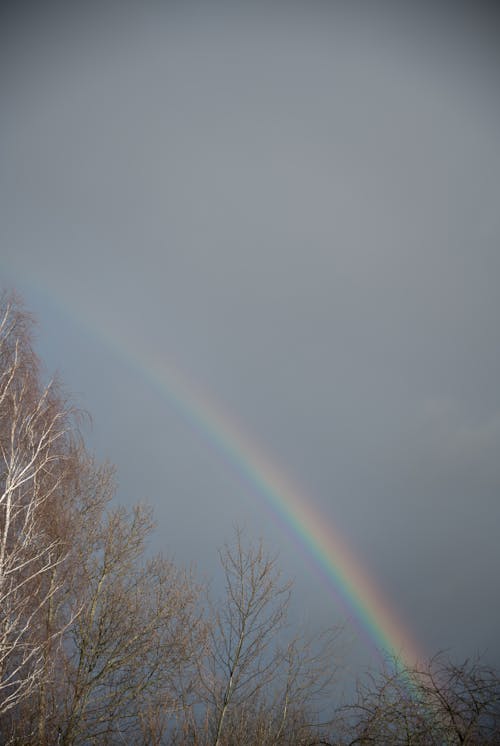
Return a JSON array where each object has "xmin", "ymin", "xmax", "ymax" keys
[
  {"xmin": 0, "ymin": 294, "xmax": 205, "ymax": 744},
  {"xmin": 0, "ymin": 294, "xmax": 77, "ymax": 717}
]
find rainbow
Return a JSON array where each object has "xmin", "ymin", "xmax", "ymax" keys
[
  {"xmin": 139, "ymin": 352, "xmax": 424, "ymax": 672},
  {"xmin": 2, "ymin": 274, "xmax": 425, "ymax": 672}
]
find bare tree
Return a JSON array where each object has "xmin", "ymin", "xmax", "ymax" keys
[
  {"xmin": 0, "ymin": 294, "xmax": 78, "ymax": 718},
  {"xmin": 56, "ymin": 500, "xmax": 204, "ymax": 746},
  {"xmin": 0, "ymin": 294, "xmax": 204, "ymax": 744},
  {"xmin": 1, "ymin": 294, "xmax": 345, "ymax": 745},
  {"xmin": 416, "ymin": 654, "xmax": 500, "ymax": 745},
  {"xmin": 188, "ymin": 528, "xmax": 341, "ymax": 746},
  {"xmin": 204, "ymin": 528, "xmax": 292, "ymax": 745},
  {"xmin": 338, "ymin": 653, "xmax": 500, "ymax": 745}
]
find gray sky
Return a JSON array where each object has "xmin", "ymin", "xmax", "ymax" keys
[{"xmin": 1, "ymin": 1, "xmax": 500, "ymax": 673}]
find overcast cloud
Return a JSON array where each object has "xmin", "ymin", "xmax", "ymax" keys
[{"xmin": 1, "ymin": 0, "xmax": 500, "ymax": 672}]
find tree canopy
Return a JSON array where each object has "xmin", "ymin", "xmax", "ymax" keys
[{"xmin": 1, "ymin": 292, "xmax": 499, "ymax": 745}]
